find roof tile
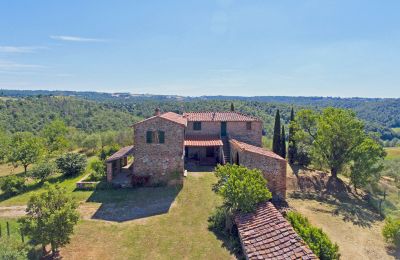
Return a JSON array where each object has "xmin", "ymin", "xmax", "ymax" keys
[
  {"xmin": 235, "ymin": 202, "xmax": 318, "ymax": 260},
  {"xmin": 183, "ymin": 111, "xmax": 260, "ymax": 122}
]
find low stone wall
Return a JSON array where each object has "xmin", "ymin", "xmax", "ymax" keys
[
  {"xmin": 230, "ymin": 140, "xmax": 287, "ymax": 200},
  {"xmin": 76, "ymin": 175, "xmax": 100, "ymax": 190}
]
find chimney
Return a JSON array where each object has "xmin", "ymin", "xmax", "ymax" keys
[{"xmin": 154, "ymin": 108, "xmax": 161, "ymax": 116}]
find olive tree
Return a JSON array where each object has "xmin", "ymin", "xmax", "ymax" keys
[{"xmin": 19, "ymin": 185, "xmax": 79, "ymax": 256}]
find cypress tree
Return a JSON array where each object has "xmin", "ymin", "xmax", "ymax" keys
[
  {"xmin": 288, "ymin": 107, "xmax": 297, "ymax": 164},
  {"xmin": 281, "ymin": 125, "xmax": 286, "ymax": 158},
  {"xmin": 272, "ymin": 110, "xmax": 281, "ymax": 155},
  {"xmin": 230, "ymin": 103, "xmax": 235, "ymax": 111}
]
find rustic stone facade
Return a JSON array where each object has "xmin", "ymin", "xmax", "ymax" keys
[
  {"xmin": 186, "ymin": 121, "xmax": 262, "ymax": 146},
  {"xmin": 230, "ymin": 139, "xmax": 287, "ymax": 200},
  {"xmin": 133, "ymin": 116, "xmax": 185, "ymax": 184}
]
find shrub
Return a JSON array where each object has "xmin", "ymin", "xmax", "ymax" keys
[
  {"xmin": 0, "ymin": 238, "xmax": 29, "ymax": 260},
  {"xmin": 286, "ymin": 211, "xmax": 340, "ymax": 260},
  {"xmin": 86, "ymin": 158, "xmax": 106, "ymax": 181},
  {"xmin": 214, "ymin": 164, "xmax": 272, "ymax": 213},
  {"xmin": 29, "ymin": 161, "xmax": 56, "ymax": 183},
  {"xmin": 0, "ymin": 175, "xmax": 26, "ymax": 196},
  {"xmin": 99, "ymin": 144, "xmax": 120, "ymax": 161},
  {"xmin": 382, "ymin": 217, "xmax": 400, "ymax": 247},
  {"xmin": 55, "ymin": 153, "xmax": 87, "ymax": 177}
]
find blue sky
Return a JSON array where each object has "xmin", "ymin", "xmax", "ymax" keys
[{"xmin": 0, "ymin": 1, "xmax": 399, "ymax": 97}]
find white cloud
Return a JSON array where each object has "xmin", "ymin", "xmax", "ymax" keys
[
  {"xmin": 50, "ymin": 35, "xmax": 108, "ymax": 42},
  {"xmin": 0, "ymin": 46, "xmax": 44, "ymax": 53},
  {"xmin": 0, "ymin": 60, "xmax": 46, "ymax": 71}
]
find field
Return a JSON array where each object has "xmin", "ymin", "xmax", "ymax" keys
[
  {"xmin": 385, "ymin": 147, "xmax": 400, "ymax": 160},
  {"xmin": 0, "ymin": 163, "xmax": 24, "ymax": 177},
  {"xmin": 0, "ymin": 172, "xmax": 234, "ymax": 259}
]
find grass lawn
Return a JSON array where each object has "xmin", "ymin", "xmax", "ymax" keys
[
  {"xmin": 0, "ymin": 156, "xmax": 97, "ymax": 206},
  {"xmin": 385, "ymin": 147, "xmax": 400, "ymax": 160},
  {"xmin": 60, "ymin": 172, "xmax": 234, "ymax": 259}
]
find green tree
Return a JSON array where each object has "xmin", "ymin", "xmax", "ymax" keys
[
  {"xmin": 41, "ymin": 119, "xmax": 69, "ymax": 154},
  {"xmin": 272, "ymin": 110, "xmax": 281, "ymax": 155},
  {"xmin": 29, "ymin": 161, "xmax": 56, "ymax": 183},
  {"xmin": 55, "ymin": 153, "xmax": 87, "ymax": 177},
  {"xmin": 213, "ymin": 164, "xmax": 272, "ymax": 213},
  {"xmin": 19, "ymin": 185, "xmax": 79, "ymax": 256},
  {"xmin": 350, "ymin": 138, "xmax": 386, "ymax": 190},
  {"xmin": 8, "ymin": 132, "xmax": 44, "ymax": 174},
  {"xmin": 0, "ymin": 130, "xmax": 10, "ymax": 162},
  {"xmin": 82, "ymin": 133, "xmax": 101, "ymax": 151},
  {"xmin": 280, "ymin": 125, "xmax": 286, "ymax": 158},
  {"xmin": 230, "ymin": 102, "xmax": 235, "ymax": 111},
  {"xmin": 288, "ymin": 108, "xmax": 297, "ymax": 164},
  {"xmin": 313, "ymin": 108, "xmax": 366, "ymax": 179}
]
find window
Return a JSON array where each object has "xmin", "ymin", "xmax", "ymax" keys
[
  {"xmin": 193, "ymin": 121, "xmax": 202, "ymax": 131},
  {"xmin": 158, "ymin": 131, "xmax": 165, "ymax": 143},
  {"xmin": 146, "ymin": 131, "xmax": 153, "ymax": 143},
  {"xmin": 246, "ymin": 122, "xmax": 252, "ymax": 130}
]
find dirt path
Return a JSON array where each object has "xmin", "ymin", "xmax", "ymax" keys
[
  {"xmin": 288, "ymin": 198, "xmax": 396, "ymax": 260},
  {"xmin": 0, "ymin": 205, "xmax": 26, "ymax": 218}
]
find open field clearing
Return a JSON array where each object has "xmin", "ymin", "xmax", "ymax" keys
[
  {"xmin": 385, "ymin": 147, "xmax": 400, "ymax": 160},
  {"xmin": 0, "ymin": 163, "xmax": 24, "ymax": 177}
]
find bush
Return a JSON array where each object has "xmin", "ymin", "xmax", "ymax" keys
[
  {"xmin": 214, "ymin": 164, "xmax": 272, "ymax": 213},
  {"xmin": 286, "ymin": 211, "xmax": 340, "ymax": 260},
  {"xmin": 0, "ymin": 175, "xmax": 26, "ymax": 196},
  {"xmin": 382, "ymin": 217, "xmax": 400, "ymax": 247},
  {"xmin": 99, "ymin": 144, "xmax": 120, "ymax": 161},
  {"xmin": 86, "ymin": 158, "xmax": 106, "ymax": 181},
  {"xmin": 29, "ymin": 161, "xmax": 56, "ymax": 183},
  {"xmin": 56, "ymin": 153, "xmax": 87, "ymax": 177},
  {"xmin": 0, "ymin": 238, "xmax": 29, "ymax": 260}
]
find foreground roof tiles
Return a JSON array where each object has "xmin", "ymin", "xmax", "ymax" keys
[
  {"xmin": 230, "ymin": 139, "xmax": 285, "ymax": 161},
  {"xmin": 183, "ymin": 111, "xmax": 260, "ymax": 122},
  {"xmin": 106, "ymin": 145, "xmax": 134, "ymax": 163},
  {"xmin": 235, "ymin": 202, "xmax": 317, "ymax": 260},
  {"xmin": 184, "ymin": 135, "xmax": 223, "ymax": 147}
]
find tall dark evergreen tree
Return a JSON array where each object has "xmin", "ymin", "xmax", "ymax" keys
[
  {"xmin": 281, "ymin": 125, "xmax": 286, "ymax": 158},
  {"xmin": 272, "ymin": 110, "xmax": 281, "ymax": 155},
  {"xmin": 288, "ymin": 107, "xmax": 297, "ymax": 164},
  {"xmin": 230, "ymin": 103, "xmax": 235, "ymax": 111}
]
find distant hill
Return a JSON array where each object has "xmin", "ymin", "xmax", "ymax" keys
[{"xmin": 1, "ymin": 89, "xmax": 399, "ymax": 142}]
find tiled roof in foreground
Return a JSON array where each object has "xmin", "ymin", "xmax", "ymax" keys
[
  {"xmin": 183, "ymin": 111, "xmax": 260, "ymax": 122},
  {"xmin": 106, "ymin": 145, "xmax": 134, "ymax": 163},
  {"xmin": 184, "ymin": 135, "xmax": 223, "ymax": 147},
  {"xmin": 235, "ymin": 202, "xmax": 317, "ymax": 260},
  {"xmin": 230, "ymin": 139, "xmax": 285, "ymax": 161}
]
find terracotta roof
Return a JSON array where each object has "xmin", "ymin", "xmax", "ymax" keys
[
  {"xmin": 235, "ymin": 202, "xmax": 318, "ymax": 260},
  {"xmin": 230, "ymin": 139, "xmax": 285, "ymax": 161},
  {"xmin": 183, "ymin": 112, "xmax": 260, "ymax": 122},
  {"xmin": 106, "ymin": 145, "xmax": 134, "ymax": 163},
  {"xmin": 184, "ymin": 135, "xmax": 223, "ymax": 147},
  {"xmin": 133, "ymin": 112, "xmax": 187, "ymax": 127},
  {"xmin": 160, "ymin": 112, "xmax": 187, "ymax": 126}
]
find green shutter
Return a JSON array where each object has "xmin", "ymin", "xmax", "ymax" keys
[
  {"xmin": 158, "ymin": 131, "xmax": 165, "ymax": 143},
  {"xmin": 146, "ymin": 131, "xmax": 153, "ymax": 143}
]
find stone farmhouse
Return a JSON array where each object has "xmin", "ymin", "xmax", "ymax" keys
[{"xmin": 106, "ymin": 109, "xmax": 287, "ymax": 199}]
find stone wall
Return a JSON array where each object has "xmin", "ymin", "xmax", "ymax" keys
[
  {"xmin": 230, "ymin": 141, "xmax": 287, "ymax": 200},
  {"xmin": 185, "ymin": 121, "xmax": 262, "ymax": 146},
  {"xmin": 228, "ymin": 121, "xmax": 262, "ymax": 147},
  {"xmin": 133, "ymin": 117, "xmax": 185, "ymax": 184}
]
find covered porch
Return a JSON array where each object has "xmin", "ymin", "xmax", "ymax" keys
[
  {"xmin": 106, "ymin": 145, "xmax": 134, "ymax": 186},
  {"xmin": 184, "ymin": 135, "xmax": 224, "ymax": 170}
]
